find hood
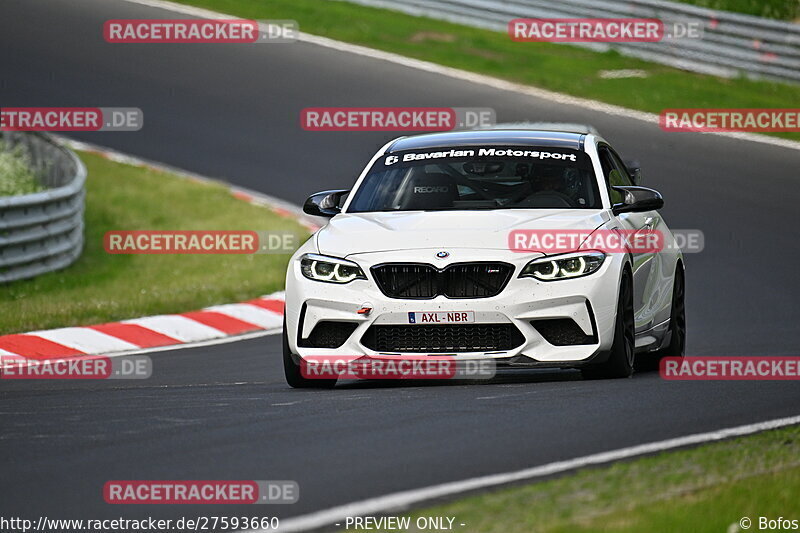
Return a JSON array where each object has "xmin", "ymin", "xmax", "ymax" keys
[{"xmin": 316, "ymin": 210, "xmax": 610, "ymax": 257}]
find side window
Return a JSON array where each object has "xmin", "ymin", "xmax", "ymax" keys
[
  {"xmin": 607, "ymin": 149, "xmax": 633, "ymax": 187},
  {"xmin": 598, "ymin": 147, "xmax": 614, "ymax": 180},
  {"xmin": 598, "ymin": 145, "xmax": 632, "ymax": 204}
]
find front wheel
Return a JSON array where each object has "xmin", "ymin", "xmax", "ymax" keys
[
  {"xmin": 581, "ymin": 271, "xmax": 635, "ymax": 380},
  {"xmin": 636, "ymin": 265, "xmax": 686, "ymax": 372},
  {"xmin": 282, "ymin": 317, "xmax": 337, "ymax": 389}
]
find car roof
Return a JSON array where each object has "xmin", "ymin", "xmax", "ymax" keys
[
  {"xmin": 488, "ymin": 122, "xmax": 600, "ymax": 136},
  {"xmin": 386, "ymin": 129, "xmax": 586, "ymax": 153}
]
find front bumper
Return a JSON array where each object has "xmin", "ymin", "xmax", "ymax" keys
[{"xmin": 285, "ymin": 248, "xmax": 625, "ymax": 366}]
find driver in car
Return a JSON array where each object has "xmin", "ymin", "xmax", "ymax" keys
[
  {"xmin": 524, "ymin": 165, "xmax": 582, "ymax": 207},
  {"xmin": 534, "ymin": 165, "xmax": 566, "ymax": 193}
]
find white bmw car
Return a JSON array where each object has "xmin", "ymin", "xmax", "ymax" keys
[{"xmin": 283, "ymin": 128, "xmax": 685, "ymax": 387}]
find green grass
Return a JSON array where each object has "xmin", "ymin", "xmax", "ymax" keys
[
  {"xmin": 0, "ymin": 151, "xmax": 307, "ymax": 335},
  {"xmin": 0, "ymin": 142, "xmax": 45, "ymax": 196},
  {"xmin": 383, "ymin": 425, "xmax": 800, "ymax": 533},
  {"xmin": 675, "ymin": 0, "xmax": 800, "ymax": 20},
  {"xmin": 173, "ymin": 0, "xmax": 800, "ymax": 141}
]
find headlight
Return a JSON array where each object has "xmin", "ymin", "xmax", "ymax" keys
[
  {"xmin": 300, "ymin": 253, "xmax": 366, "ymax": 284},
  {"xmin": 519, "ymin": 251, "xmax": 605, "ymax": 281}
]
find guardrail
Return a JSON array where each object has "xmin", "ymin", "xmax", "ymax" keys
[
  {"xmin": 0, "ymin": 132, "xmax": 86, "ymax": 283},
  {"xmin": 345, "ymin": 0, "xmax": 800, "ymax": 83}
]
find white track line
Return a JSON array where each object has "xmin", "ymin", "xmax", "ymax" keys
[
  {"xmin": 0, "ymin": 329, "xmax": 283, "ymax": 369},
  {"xmin": 59, "ymin": 136, "xmax": 321, "ymax": 229},
  {"xmin": 115, "ymin": 327, "xmax": 280, "ymax": 357},
  {"xmin": 259, "ymin": 414, "xmax": 800, "ymax": 532},
  {"xmin": 119, "ymin": 0, "xmax": 800, "ymax": 152}
]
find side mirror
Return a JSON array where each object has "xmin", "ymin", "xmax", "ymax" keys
[
  {"xmin": 612, "ymin": 186, "xmax": 663, "ymax": 215},
  {"xmin": 623, "ymin": 159, "xmax": 642, "ymax": 185},
  {"xmin": 303, "ymin": 189, "xmax": 349, "ymax": 218}
]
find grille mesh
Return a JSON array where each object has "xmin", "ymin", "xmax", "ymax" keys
[
  {"xmin": 371, "ymin": 262, "xmax": 513, "ymax": 299},
  {"xmin": 372, "ymin": 264, "xmax": 438, "ymax": 298},
  {"xmin": 361, "ymin": 324, "xmax": 524, "ymax": 353},
  {"xmin": 298, "ymin": 321, "xmax": 358, "ymax": 348},
  {"xmin": 531, "ymin": 319, "xmax": 597, "ymax": 346}
]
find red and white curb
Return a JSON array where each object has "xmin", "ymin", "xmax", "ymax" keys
[
  {"xmin": 0, "ymin": 138, "xmax": 318, "ymax": 367},
  {"xmin": 0, "ymin": 292, "xmax": 285, "ymax": 365}
]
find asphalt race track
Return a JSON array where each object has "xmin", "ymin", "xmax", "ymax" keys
[{"xmin": 2, "ymin": 0, "xmax": 800, "ymax": 527}]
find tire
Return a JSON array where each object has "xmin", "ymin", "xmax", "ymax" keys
[
  {"xmin": 581, "ymin": 270, "xmax": 635, "ymax": 380},
  {"xmin": 656, "ymin": 266, "xmax": 686, "ymax": 359},
  {"xmin": 634, "ymin": 265, "xmax": 686, "ymax": 372},
  {"xmin": 282, "ymin": 317, "xmax": 337, "ymax": 389}
]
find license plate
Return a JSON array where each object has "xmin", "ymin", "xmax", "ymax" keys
[{"xmin": 408, "ymin": 311, "xmax": 475, "ymax": 324}]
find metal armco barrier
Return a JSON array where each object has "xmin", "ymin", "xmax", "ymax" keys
[
  {"xmin": 345, "ymin": 0, "xmax": 800, "ymax": 83},
  {"xmin": 0, "ymin": 132, "xmax": 86, "ymax": 283}
]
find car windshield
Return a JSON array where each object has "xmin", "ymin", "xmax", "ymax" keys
[{"xmin": 346, "ymin": 145, "xmax": 601, "ymax": 212}]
